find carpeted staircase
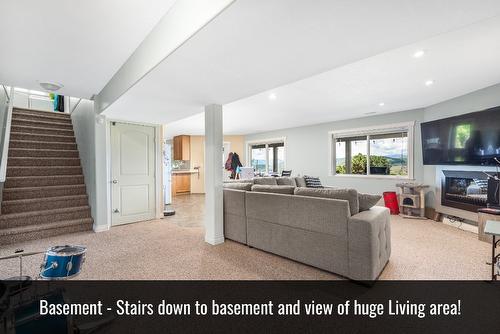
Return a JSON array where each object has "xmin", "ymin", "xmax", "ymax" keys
[{"xmin": 0, "ymin": 108, "xmax": 93, "ymax": 244}]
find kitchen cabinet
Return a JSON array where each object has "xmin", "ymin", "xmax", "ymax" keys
[
  {"xmin": 173, "ymin": 135, "xmax": 190, "ymax": 160},
  {"xmin": 172, "ymin": 173, "xmax": 191, "ymax": 195}
]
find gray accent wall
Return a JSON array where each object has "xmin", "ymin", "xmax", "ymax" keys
[{"xmin": 245, "ymin": 83, "xmax": 500, "ymax": 219}]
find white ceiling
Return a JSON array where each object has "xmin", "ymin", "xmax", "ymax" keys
[
  {"xmin": 163, "ymin": 15, "xmax": 500, "ymax": 137},
  {"xmin": 0, "ymin": 0, "xmax": 176, "ymax": 98},
  {"xmin": 103, "ymin": 0, "xmax": 500, "ymax": 135}
]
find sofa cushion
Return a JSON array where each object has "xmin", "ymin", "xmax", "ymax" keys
[
  {"xmin": 303, "ymin": 175, "xmax": 323, "ymax": 188},
  {"xmin": 358, "ymin": 193, "xmax": 382, "ymax": 212},
  {"xmin": 251, "ymin": 185, "xmax": 295, "ymax": 194},
  {"xmin": 254, "ymin": 177, "xmax": 278, "ymax": 185},
  {"xmin": 295, "ymin": 177, "xmax": 307, "ymax": 187},
  {"xmin": 223, "ymin": 182, "xmax": 253, "ymax": 191},
  {"xmin": 294, "ymin": 187, "xmax": 359, "ymax": 215},
  {"xmin": 276, "ymin": 177, "xmax": 297, "ymax": 187},
  {"xmin": 224, "ymin": 179, "xmax": 254, "ymax": 184}
]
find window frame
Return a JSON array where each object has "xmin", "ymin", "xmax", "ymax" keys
[
  {"xmin": 246, "ymin": 137, "xmax": 287, "ymax": 175},
  {"xmin": 329, "ymin": 121, "xmax": 415, "ymax": 179}
]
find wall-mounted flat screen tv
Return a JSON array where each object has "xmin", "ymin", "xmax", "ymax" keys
[{"xmin": 421, "ymin": 106, "xmax": 500, "ymax": 165}]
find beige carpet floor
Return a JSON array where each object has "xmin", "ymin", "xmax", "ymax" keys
[{"xmin": 0, "ymin": 194, "xmax": 492, "ymax": 280}]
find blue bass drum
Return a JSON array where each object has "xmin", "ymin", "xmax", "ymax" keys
[{"xmin": 39, "ymin": 245, "xmax": 86, "ymax": 280}]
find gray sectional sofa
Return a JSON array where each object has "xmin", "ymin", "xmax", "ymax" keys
[{"xmin": 223, "ymin": 177, "xmax": 391, "ymax": 281}]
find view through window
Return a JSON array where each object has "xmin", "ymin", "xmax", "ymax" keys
[
  {"xmin": 250, "ymin": 141, "xmax": 285, "ymax": 175},
  {"xmin": 334, "ymin": 125, "xmax": 411, "ymax": 177}
]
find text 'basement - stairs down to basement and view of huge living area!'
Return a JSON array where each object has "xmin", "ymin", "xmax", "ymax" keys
[{"xmin": 0, "ymin": 108, "xmax": 92, "ymax": 245}]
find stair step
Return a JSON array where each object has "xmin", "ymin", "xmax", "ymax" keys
[
  {"xmin": 0, "ymin": 206, "xmax": 91, "ymax": 229},
  {"xmin": 13, "ymin": 108, "xmax": 71, "ymax": 119},
  {"xmin": 9, "ymin": 140, "xmax": 77, "ymax": 150},
  {"xmin": 11, "ymin": 125, "xmax": 74, "ymax": 136},
  {"xmin": 8, "ymin": 157, "xmax": 81, "ymax": 167},
  {"xmin": 7, "ymin": 166, "xmax": 82, "ymax": 177},
  {"xmin": 12, "ymin": 111, "xmax": 72, "ymax": 124},
  {"xmin": 5, "ymin": 175, "xmax": 85, "ymax": 188},
  {"xmin": 8, "ymin": 148, "xmax": 80, "ymax": 158},
  {"xmin": 2, "ymin": 184, "xmax": 86, "ymax": 200},
  {"xmin": 0, "ymin": 218, "xmax": 93, "ymax": 245},
  {"xmin": 2, "ymin": 194, "xmax": 89, "ymax": 214},
  {"xmin": 10, "ymin": 132, "xmax": 76, "ymax": 143},
  {"xmin": 12, "ymin": 118, "xmax": 73, "ymax": 130}
]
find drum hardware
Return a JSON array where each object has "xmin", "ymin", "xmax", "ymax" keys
[
  {"xmin": 0, "ymin": 249, "xmax": 45, "ymax": 280},
  {"xmin": 0, "ymin": 244, "xmax": 111, "ymax": 334},
  {"xmin": 39, "ymin": 245, "xmax": 87, "ymax": 280}
]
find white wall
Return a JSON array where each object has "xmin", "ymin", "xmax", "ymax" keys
[
  {"xmin": 93, "ymin": 114, "xmax": 109, "ymax": 231},
  {"xmin": 245, "ymin": 83, "xmax": 500, "ymax": 221},
  {"xmin": 71, "ymin": 99, "xmax": 97, "ymax": 223},
  {"xmin": 70, "ymin": 99, "xmax": 110, "ymax": 230},
  {"xmin": 245, "ymin": 109, "xmax": 425, "ymax": 195}
]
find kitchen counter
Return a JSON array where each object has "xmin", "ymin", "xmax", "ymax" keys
[{"xmin": 172, "ymin": 169, "xmax": 198, "ymax": 174}]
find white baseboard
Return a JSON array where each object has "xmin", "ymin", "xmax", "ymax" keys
[
  {"xmin": 93, "ymin": 224, "xmax": 110, "ymax": 233},
  {"xmin": 205, "ymin": 235, "xmax": 225, "ymax": 245},
  {"xmin": 442, "ymin": 217, "xmax": 478, "ymax": 234}
]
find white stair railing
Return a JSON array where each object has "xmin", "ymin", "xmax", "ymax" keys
[{"xmin": 0, "ymin": 86, "xmax": 14, "ymax": 183}]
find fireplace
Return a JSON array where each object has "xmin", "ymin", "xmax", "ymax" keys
[{"xmin": 441, "ymin": 170, "xmax": 490, "ymax": 212}]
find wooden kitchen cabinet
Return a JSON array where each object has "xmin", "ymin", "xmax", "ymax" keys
[
  {"xmin": 173, "ymin": 135, "xmax": 190, "ymax": 160},
  {"xmin": 172, "ymin": 173, "xmax": 191, "ymax": 195}
]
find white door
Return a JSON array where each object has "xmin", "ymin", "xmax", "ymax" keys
[{"xmin": 111, "ymin": 122, "xmax": 156, "ymax": 226}]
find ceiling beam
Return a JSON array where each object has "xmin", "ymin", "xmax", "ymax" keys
[{"xmin": 94, "ymin": 0, "xmax": 235, "ymax": 113}]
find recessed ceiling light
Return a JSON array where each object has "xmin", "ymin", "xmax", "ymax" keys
[
  {"xmin": 378, "ymin": 102, "xmax": 385, "ymax": 107},
  {"xmin": 39, "ymin": 82, "xmax": 63, "ymax": 92},
  {"xmin": 413, "ymin": 50, "xmax": 425, "ymax": 58},
  {"xmin": 425, "ymin": 80, "xmax": 435, "ymax": 86},
  {"xmin": 268, "ymin": 93, "xmax": 277, "ymax": 100}
]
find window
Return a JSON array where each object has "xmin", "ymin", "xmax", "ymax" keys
[
  {"xmin": 248, "ymin": 139, "xmax": 285, "ymax": 175},
  {"xmin": 331, "ymin": 122, "xmax": 413, "ymax": 178}
]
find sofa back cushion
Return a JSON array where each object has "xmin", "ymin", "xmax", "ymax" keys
[
  {"xmin": 358, "ymin": 193, "xmax": 382, "ymax": 212},
  {"xmin": 294, "ymin": 187, "xmax": 359, "ymax": 215},
  {"xmin": 295, "ymin": 177, "xmax": 307, "ymax": 188},
  {"xmin": 253, "ymin": 177, "xmax": 278, "ymax": 185},
  {"xmin": 276, "ymin": 177, "xmax": 297, "ymax": 187},
  {"xmin": 251, "ymin": 185, "xmax": 295, "ymax": 194},
  {"xmin": 224, "ymin": 179, "xmax": 254, "ymax": 184},
  {"xmin": 223, "ymin": 182, "xmax": 253, "ymax": 191}
]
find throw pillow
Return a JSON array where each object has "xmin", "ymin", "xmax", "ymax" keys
[
  {"xmin": 251, "ymin": 185, "xmax": 295, "ymax": 194},
  {"xmin": 473, "ymin": 178, "xmax": 488, "ymax": 193},
  {"xmin": 223, "ymin": 183, "xmax": 253, "ymax": 191},
  {"xmin": 254, "ymin": 177, "xmax": 278, "ymax": 185},
  {"xmin": 295, "ymin": 177, "xmax": 307, "ymax": 188},
  {"xmin": 276, "ymin": 177, "xmax": 297, "ymax": 187},
  {"xmin": 303, "ymin": 175, "xmax": 323, "ymax": 188},
  {"xmin": 294, "ymin": 187, "xmax": 359, "ymax": 215},
  {"xmin": 358, "ymin": 193, "xmax": 382, "ymax": 212}
]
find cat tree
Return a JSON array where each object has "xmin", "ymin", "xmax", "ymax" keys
[{"xmin": 396, "ymin": 182, "xmax": 428, "ymax": 219}]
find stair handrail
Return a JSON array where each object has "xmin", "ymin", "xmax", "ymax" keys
[
  {"xmin": 0, "ymin": 86, "xmax": 15, "ymax": 182},
  {"xmin": 1, "ymin": 85, "xmax": 9, "ymax": 103}
]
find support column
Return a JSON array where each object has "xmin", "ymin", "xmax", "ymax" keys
[{"xmin": 204, "ymin": 104, "xmax": 224, "ymax": 245}]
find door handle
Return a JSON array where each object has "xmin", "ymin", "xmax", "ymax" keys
[
  {"xmin": 112, "ymin": 179, "xmax": 118, "ymax": 184},
  {"xmin": 113, "ymin": 209, "xmax": 120, "ymax": 213}
]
